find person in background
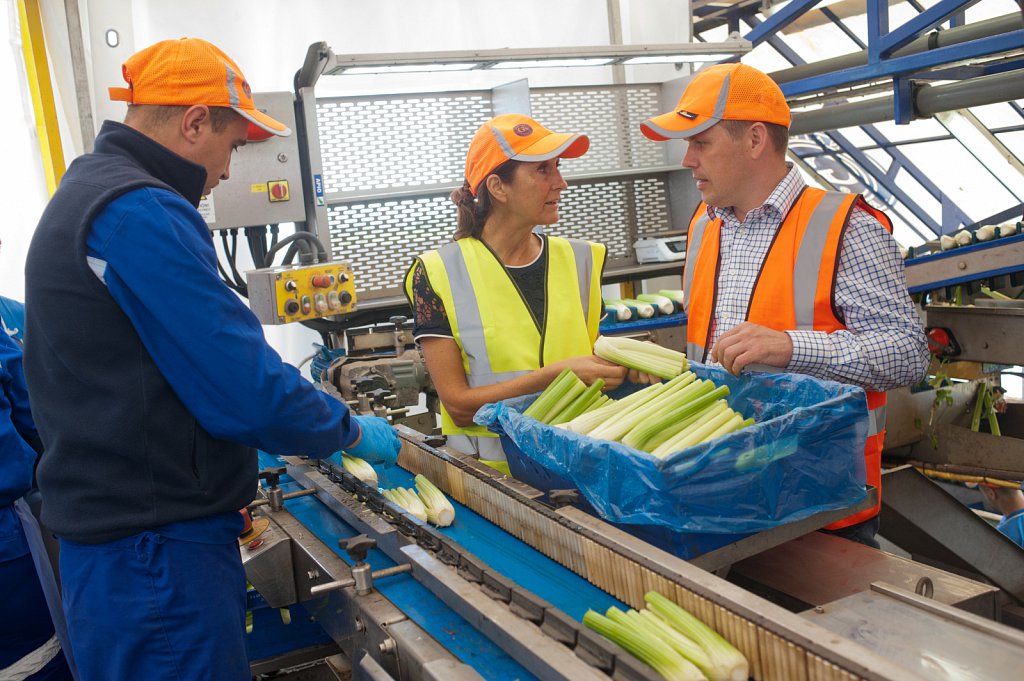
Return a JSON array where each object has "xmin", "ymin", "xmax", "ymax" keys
[
  {"xmin": 23, "ymin": 38, "xmax": 400, "ymax": 681},
  {"xmin": 405, "ymin": 114, "xmax": 653, "ymax": 473},
  {"xmin": 640, "ymin": 63, "xmax": 929, "ymax": 548},
  {"xmin": 1, "ymin": 309, "xmax": 74, "ymax": 680},
  {"xmin": 0, "ymin": 293, "xmax": 25, "ymax": 341},
  {"xmin": 980, "ymin": 483, "xmax": 1024, "ymax": 549}
]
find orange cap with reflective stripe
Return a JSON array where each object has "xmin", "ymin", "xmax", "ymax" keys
[
  {"xmin": 109, "ymin": 37, "xmax": 290, "ymax": 141},
  {"xmin": 641, "ymin": 63, "xmax": 790, "ymax": 141},
  {"xmin": 465, "ymin": 114, "xmax": 589, "ymax": 195}
]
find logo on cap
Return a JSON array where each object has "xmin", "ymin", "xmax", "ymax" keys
[
  {"xmin": 513, "ymin": 123, "xmax": 533, "ymax": 137},
  {"xmin": 677, "ymin": 111, "xmax": 698, "ymax": 120},
  {"xmin": 242, "ymin": 80, "xmax": 252, "ymax": 98}
]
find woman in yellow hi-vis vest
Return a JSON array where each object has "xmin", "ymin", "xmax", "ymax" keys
[{"xmin": 405, "ymin": 114, "xmax": 640, "ymax": 472}]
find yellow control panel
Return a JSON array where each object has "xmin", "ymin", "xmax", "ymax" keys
[{"xmin": 246, "ymin": 262, "xmax": 357, "ymax": 325}]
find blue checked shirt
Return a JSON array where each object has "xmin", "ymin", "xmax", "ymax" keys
[{"xmin": 704, "ymin": 165, "xmax": 929, "ymax": 392}]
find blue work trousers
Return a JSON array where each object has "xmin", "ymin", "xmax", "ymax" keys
[{"xmin": 59, "ymin": 532, "xmax": 248, "ymax": 681}]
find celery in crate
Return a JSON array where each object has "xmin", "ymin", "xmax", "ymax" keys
[
  {"xmin": 594, "ymin": 335, "xmax": 688, "ymax": 379},
  {"xmin": 523, "ymin": 369, "xmax": 607, "ymax": 425}
]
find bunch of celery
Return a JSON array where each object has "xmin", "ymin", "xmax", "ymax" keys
[
  {"xmin": 340, "ymin": 453, "xmax": 378, "ymax": 486},
  {"xmin": 594, "ymin": 335, "xmax": 688, "ymax": 380},
  {"xmin": 380, "ymin": 475, "xmax": 457, "ymax": 527},
  {"xmin": 522, "ymin": 368, "xmax": 610, "ymax": 425},
  {"xmin": 414, "ymin": 474, "xmax": 455, "ymax": 527},
  {"xmin": 560, "ymin": 371, "xmax": 753, "ymax": 458},
  {"xmin": 381, "ymin": 487, "xmax": 428, "ymax": 523},
  {"xmin": 583, "ymin": 590, "xmax": 749, "ymax": 681},
  {"xmin": 605, "ymin": 300, "xmax": 634, "ymax": 321}
]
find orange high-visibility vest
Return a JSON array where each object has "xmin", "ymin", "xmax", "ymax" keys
[{"xmin": 684, "ymin": 188, "xmax": 891, "ymax": 529}]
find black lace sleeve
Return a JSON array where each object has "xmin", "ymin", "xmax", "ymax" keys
[{"xmin": 410, "ymin": 261, "xmax": 454, "ymax": 338}]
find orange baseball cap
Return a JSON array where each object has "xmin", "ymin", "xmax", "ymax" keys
[
  {"xmin": 109, "ymin": 38, "xmax": 290, "ymax": 141},
  {"xmin": 640, "ymin": 63, "xmax": 790, "ymax": 141},
  {"xmin": 465, "ymin": 114, "xmax": 589, "ymax": 195}
]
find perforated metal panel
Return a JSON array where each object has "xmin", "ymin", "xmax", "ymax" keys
[
  {"xmin": 327, "ymin": 196, "xmax": 455, "ymax": 296},
  {"xmin": 316, "ymin": 93, "xmax": 491, "ymax": 192},
  {"xmin": 315, "ymin": 84, "xmax": 673, "ymax": 301},
  {"xmin": 529, "ymin": 86, "xmax": 666, "ymax": 173}
]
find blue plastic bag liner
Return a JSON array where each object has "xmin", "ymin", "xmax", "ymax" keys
[{"xmin": 475, "ymin": 362, "xmax": 868, "ymax": 538}]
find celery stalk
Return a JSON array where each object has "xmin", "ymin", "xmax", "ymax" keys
[
  {"xmin": 550, "ymin": 379, "xmax": 605, "ymax": 425},
  {"xmin": 643, "ymin": 401, "xmax": 728, "ymax": 452},
  {"xmin": 583, "ymin": 610, "xmax": 706, "ymax": 681},
  {"xmin": 645, "ymin": 592, "xmax": 748, "ymax": 681},
  {"xmin": 523, "ymin": 368, "xmax": 575, "ymax": 419}
]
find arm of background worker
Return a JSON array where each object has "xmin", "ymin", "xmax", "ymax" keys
[
  {"xmin": 785, "ymin": 209, "xmax": 930, "ymax": 392},
  {"xmin": 0, "ymin": 333, "xmax": 39, "ymax": 505},
  {"xmin": 420, "ymin": 336, "xmax": 627, "ymax": 427},
  {"xmin": 86, "ymin": 189, "xmax": 360, "ymax": 456}
]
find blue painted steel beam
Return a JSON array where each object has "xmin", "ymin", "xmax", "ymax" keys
[
  {"xmin": 858, "ymin": 124, "xmax": 973, "ymax": 232},
  {"xmin": 821, "ymin": 6, "xmax": 867, "ymax": 49},
  {"xmin": 867, "ymin": 0, "xmax": 889, "ymax": 64},
  {"xmin": 740, "ymin": 10, "xmax": 958, "ymax": 239},
  {"xmin": 810, "ymin": 131, "xmax": 944, "ymax": 235},
  {"xmin": 744, "ymin": 0, "xmax": 824, "ymax": 45},
  {"xmin": 781, "ymin": 30, "xmax": 1024, "ymax": 97},
  {"xmin": 878, "ymin": 0, "xmax": 983, "ymax": 57},
  {"xmin": 970, "ymin": 205, "xmax": 1024, "ymax": 230}
]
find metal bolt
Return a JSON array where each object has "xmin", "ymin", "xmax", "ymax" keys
[
  {"xmin": 958, "ymin": 261, "xmax": 967, "ymax": 270},
  {"xmin": 354, "ymin": 618, "xmax": 365, "ymax": 632},
  {"xmin": 813, "ymin": 606, "xmax": 825, "ymax": 614},
  {"xmin": 378, "ymin": 638, "xmax": 396, "ymax": 655},
  {"xmin": 277, "ymin": 153, "xmax": 288, "ymax": 163},
  {"xmin": 307, "ymin": 569, "xmax": 321, "ymax": 581}
]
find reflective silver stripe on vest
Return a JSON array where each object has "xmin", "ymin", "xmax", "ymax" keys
[
  {"xmin": 567, "ymin": 239, "xmax": 593, "ymax": 327},
  {"xmin": 793, "ymin": 191, "xmax": 848, "ymax": 330},
  {"xmin": 868, "ymin": 404, "xmax": 886, "ymax": 436},
  {"xmin": 685, "ymin": 211, "xmax": 711, "ymax": 362},
  {"xmin": 438, "ymin": 243, "xmax": 492, "ymax": 378},
  {"xmin": 0, "ymin": 633, "xmax": 60, "ymax": 681}
]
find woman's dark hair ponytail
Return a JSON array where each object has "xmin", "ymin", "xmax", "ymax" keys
[{"xmin": 451, "ymin": 160, "xmax": 521, "ymax": 240}]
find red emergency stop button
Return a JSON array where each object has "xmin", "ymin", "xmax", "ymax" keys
[
  {"xmin": 311, "ymin": 274, "xmax": 334, "ymax": 288},
  {"xmin": 268, "ymin": 180, "xmax": 290, "ymax": 202}
]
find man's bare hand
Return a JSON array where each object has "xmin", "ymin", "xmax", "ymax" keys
[{"xmin": 711, "ymin": 322, "xmax": 792, "ymax": 375}]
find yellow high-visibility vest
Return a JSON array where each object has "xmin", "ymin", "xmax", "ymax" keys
[{"xmin": 406, "ymin": 235, "xmax": 604, "ymax": 460}]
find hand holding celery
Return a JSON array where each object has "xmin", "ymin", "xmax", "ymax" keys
[
  {"xmin": 594, "ymin": 335, "xmax": 689, "ymax": 380},
  {"xmin": 583, "ymin": 590, "xmax": 749, "ymax": 681}
]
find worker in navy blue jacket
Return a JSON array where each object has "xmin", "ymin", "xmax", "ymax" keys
[
  {"xmin": 23, "ymin": 38, "xmax": 400, "ymax": 681},
  {"xmin": 1, "ymin": 323, "xmax": 74, "ymax": 680}
]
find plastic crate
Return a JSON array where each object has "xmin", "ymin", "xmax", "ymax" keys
[{"xmin": 500, "ymin": 432, "xmax": 750, "ymax": 560}]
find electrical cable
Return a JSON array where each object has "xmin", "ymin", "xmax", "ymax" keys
[
  {"xmin": 225, "ymin": 230, "xmax": 249, "ymax": 293},
  {"xmin": 264, "ymin": 232, "xmax": 327, "ymax": 268}
]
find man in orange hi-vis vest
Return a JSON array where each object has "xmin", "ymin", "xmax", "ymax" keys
[{"xmin": 640, "ymin": 63, "xmax": 929, "ymax": 547}]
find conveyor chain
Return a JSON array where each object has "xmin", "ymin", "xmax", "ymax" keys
[{"xmin": 314, "ymin": 458, "xmax": 663, "ymax": 681}]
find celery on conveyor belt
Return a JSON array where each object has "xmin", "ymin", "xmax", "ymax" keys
[
  {"xmin": 636, "ymin": 293, "xmax": 675, "ymax": 315},
  {"xmin": 605, "ymin": 300, "xmax": 633, "ymax": 321},
  {"xmin": 618, "ymin": 298, "xmax": 656, "ymax": 318}
]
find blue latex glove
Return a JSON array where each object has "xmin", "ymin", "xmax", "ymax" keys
[{"xmin": 345, "ymin": 415, "xmax": 400, "ymax": 467}]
